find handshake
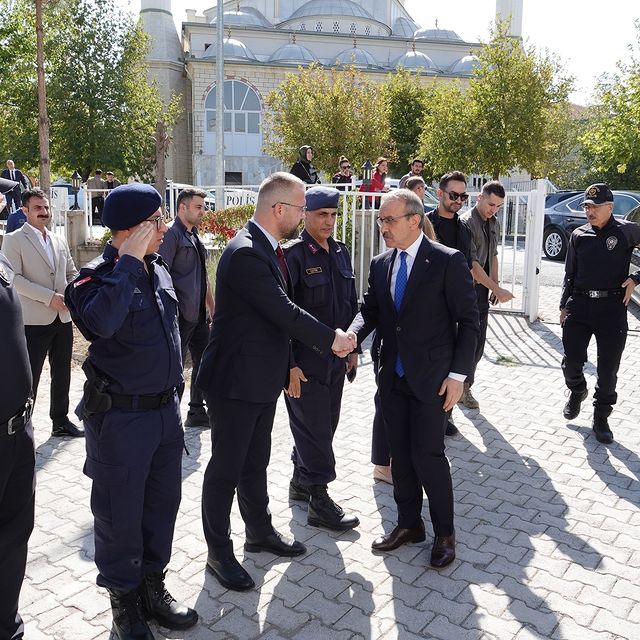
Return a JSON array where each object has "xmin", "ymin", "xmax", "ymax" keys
[{"xmin": 332, "ymin": 329, "xmax": 357, "ymax": 358}]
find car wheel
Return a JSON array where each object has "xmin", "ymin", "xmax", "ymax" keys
[{"xmin": 543, "ymin": 228, "xmax": 567, "ymax": 261}]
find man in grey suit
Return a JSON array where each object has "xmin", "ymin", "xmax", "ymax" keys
[{"xmin": 1, "ymin": 188, "xmax": 83, "ymax": 437}]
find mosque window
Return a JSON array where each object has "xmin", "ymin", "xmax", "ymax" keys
[
  {"xmin": 300, "ymin": 23, "xmax": 306, "ymax": 31},
  {"xmin": 364, "ymin": 25, "xmax": 371, "ymax": 36},
  {"xmin": 350, "ymin": 23, "xmax": 356, "ymax": 34},
  {"xmin": 204, "ymin": 80, "xmax": 261, "ymax": 135},
  {"xmin": 316, "ymin": 21, "xmax": 322, "ymax": 32},
  {"xmin": 333, "ymin": 21, "xmax": 340, "ymax": 33}
]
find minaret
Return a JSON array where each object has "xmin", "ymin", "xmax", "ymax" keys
[
  {"xmin": 139, "ymin": 0, "xmax": 191, "ymax": 183},
  {"xmin": 495, "ymin": 0, "xmax": 523, "ymax": 37}
]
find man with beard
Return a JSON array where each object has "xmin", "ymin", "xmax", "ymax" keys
[{"xmin": 197, "ymin": 172, "xmax": 356, "ymax": 591}]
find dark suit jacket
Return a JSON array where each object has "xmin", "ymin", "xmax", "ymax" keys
[
  {"xmin": 197, "ymin": 220, "xmax": 336, "ymax": 404},
  {"xmin": 350, "ymin": 236, "xmax": 479, "ymax": 400},
  {"xmin": 1, "ymin": 168, "xmax": 28, "ymax": 196}
]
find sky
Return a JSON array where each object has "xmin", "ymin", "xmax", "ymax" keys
[{"xmin": 123, "ymin": 0, "xmax": 639, "ymax": 105}]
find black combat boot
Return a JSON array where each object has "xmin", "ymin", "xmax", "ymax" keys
[
  {"xmin": 107, "ymin": 587, "xmax": 155, "ymax": 640},
  {"xmin": 307, "ymin": 485, "xmax": 359, "ymax": 531},
  {"xmin": 289, "ymin": 470, "xmax": 310, "ymax": 501},
  {"xmin": 141, "ymin": 571, "xmax": 198, "ymax": 630},
  {"xmin": 563, "ymin": 389, "xmax": 588, "ymax": 419},
  {"xmin": 592, "ymin": 415, "xmax": 614, "ymax": 444}
]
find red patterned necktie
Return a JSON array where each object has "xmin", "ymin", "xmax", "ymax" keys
[{"xmin": 275, "ymin": 245, "xmax": 289, "ymax": 286}]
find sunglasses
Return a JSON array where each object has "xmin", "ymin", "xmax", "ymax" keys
[
  {"xmin": 445, "ymin": 190, "xmax": 469, "ymax": 202},
  {"xmin": 341, "ymin": 165, "xmax": 351, "ymax": 170}
]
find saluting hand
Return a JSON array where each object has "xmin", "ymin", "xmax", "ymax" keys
[{"xmin": 118, "ymin": 222, "xmax": 156, "ymax": 262}]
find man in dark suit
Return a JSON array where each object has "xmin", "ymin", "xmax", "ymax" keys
[
  {"xmin": 349, "ymin": 190, "xmax": 478, "ymax": 569},
  {"xmin": 1, "ymin": 161, "xmax": 28, "ymax": 213},
  {"xmin": 197, "ymin": 172, "xmax": 356, "ymax": 591}
]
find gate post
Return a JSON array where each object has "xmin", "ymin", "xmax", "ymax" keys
[{"xmin": 524, "ymin": 178, "xmax": 547, "ymax": 322}]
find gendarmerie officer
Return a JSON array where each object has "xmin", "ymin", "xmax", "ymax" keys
[
  {"xmin": 283, "ymin": 186, "xmax": 360, "ymax": 531},
  {"xmin": 0, "ymin": 253, "xmax": 35, "ymax": 640},
  {"xmin": 560, "ymin": 183, "xmax": 640, "ymax": 443},
  {"xmin": 65, "ymin": 184, "xmax": 197, "ymax": 640}
]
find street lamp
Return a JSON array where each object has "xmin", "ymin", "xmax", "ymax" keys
[
  {"xmin": 361, "ymin": 159, "xmax": 373, "ymax": 190},
  {"xmin": 70, "ymin": 170, "xmax": 81, "ymax": 210}
]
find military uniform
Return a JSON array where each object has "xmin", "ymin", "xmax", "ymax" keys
[
  {"xmin": 0, "ymin": 254, "xmax": 34, "ymax": 640},
  {"xmin": 561, "ymin": 183, "xmax": 640, "ymax": 442},
  {"xmin": 65, "ymin": 183, "xmax": 196, "ymax": 639}
]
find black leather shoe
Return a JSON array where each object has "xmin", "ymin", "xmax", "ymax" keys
[
  {"xmin": 592, "ymin": 416, "xmax": 614, "ymax": 444},
  {"xmin": 244, "ymin": 531, "xmax": 306, "ymax": 557},
  {"xmin": 52, "ymin": 419, "xmax": 84, "ymax": 438},
  {"xmin": 206, "ymin": 554, "xmax": 254, "ymax": 591},
  {"xmin": 430, "ymin": 534, "xmax": 456, "ymax": 568},
  {"xmin": 563, "ymin": 389, "xmax": 588, "ymax": 420},
  {"xmin": 371, "ymin": 525, "xmax": 426, "ymax": 552},
  {"xmin": 184, "ymin": 407, "xmax": 209, "ymax": 428},
  {"xmin": 141, "ymin": 571, "xmax": 198, "ymax": 630},
  {"xmin": 107, "ymin": 587, "xmax": 155, "ymax": 639},
  {"xmin": 289, "ymin": 476, "xmax": 310, "ymax": 502},
  {"xmin": 445, "ymin": 420, "xmax": 459, "ymax": 436},
  {"xmin": 307, "ymin": 485, "xmax": 359, "ymax": 531}
]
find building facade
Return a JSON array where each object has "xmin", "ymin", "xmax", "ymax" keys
[{"xmin": 141, "ymin": 0, "xmax": 523, "ymax": 186}]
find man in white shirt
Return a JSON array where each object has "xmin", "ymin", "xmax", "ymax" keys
[{"xmin": 1, "ymin": 189, "xmax": 82, "ymax": 437}]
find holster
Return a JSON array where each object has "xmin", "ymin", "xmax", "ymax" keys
[{"xmin": 81, "ymin": 359, "xmax": 113, "ymax": 417}]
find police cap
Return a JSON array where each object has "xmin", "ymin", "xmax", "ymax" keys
[
  {"xmin": 583, "ymin": 183, "xmax": 614, "ymax": 205},
  {"xmin": 102, "ymin": 183, "xmax": 162, "ymax": 230},
  {"xmin": 305, "ymin": 186, "xmax": 340, "ymax": 211}
]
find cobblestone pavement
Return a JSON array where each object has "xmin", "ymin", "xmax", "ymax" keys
[{"xmin": 19, "ymin": 284, "xmax": 640, "ymax": 639}]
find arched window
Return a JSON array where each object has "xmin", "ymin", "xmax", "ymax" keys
[{"xmin": 205, "ymin": 80, "xmax": 261, "ymax": 135}]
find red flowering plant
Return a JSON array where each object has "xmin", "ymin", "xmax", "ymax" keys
[{"xmin": 200, "ymin": 204, "xmax": 255, "ymax": 247}]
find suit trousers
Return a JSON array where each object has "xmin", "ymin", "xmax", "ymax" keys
[
  {"xmin": 381, "ymin": 374, "xmax": 454, "ymax": 536},
  {"xmin": 370, "ymin": 332, "xmax": 391, "ymax": 466},
  {"xmin": 178, "ymin": 315, "xmax": 209, "ymax": 409},
  {"xmin": 24, "ymin": 318, "xmax": 73, "ymax": 427},
  {"xmin": 83, "ymin": 398, "xmax": 184, "ymax": 590},
  {"xmin": 201, "ymin": 395, "xmax": 276, "ymax": 555},
  {"xmin": 562, "ymin": 297, "xmax": 627, "ymax": 417},
  {"xmin": 5, "ymin": 189, "xmax": 21, "ymax": 213},
  {"xmin": 0, "ymin": 421, "xmax": 35, "ymax": 640},
  {"xmin": 467, "ymin": 284, "xmax": 489, "ymax": 388},
  {"xmin": 285, "ymin": 358, "xmax": 346, "ymax": 486}
]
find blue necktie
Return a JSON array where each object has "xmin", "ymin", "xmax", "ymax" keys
[{"xmin": 394, "ymin": 251, "xmax": 408, "ymax": 377}]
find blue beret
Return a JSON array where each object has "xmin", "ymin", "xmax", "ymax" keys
[
  {"xmin": 305, "ymin": 186, "xmax": 340, "ymax": 211},
  {"xmin": 102, "ymin": 183, "xmax": 162, "ymax": 231}
]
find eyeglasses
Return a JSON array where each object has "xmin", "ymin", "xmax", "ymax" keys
[
  {"xmin": 147, "ymin": 215, "xmax": 166, "ymax": 230},
  {"xmin": 376, "ymin": 214, "xmax": 412, "ymax": 227},
  {"xmin": 444, "ymin": 190, "xmax": 469, "ymax": 202},
  {"xmin": 341, "ymin": 165, "xmax": 351, "ymax": 170},
  {"xmin": 582, "ymin": 202, "xmax": 610, "ymax": 211},
  {"xmin": 273, "ymin": 202, "xmax": 307, "ymax": 213}
]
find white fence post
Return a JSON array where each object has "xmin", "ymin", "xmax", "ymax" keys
[{"xmin": 524, "ymin": 179, "xmax": 547, "ymax": 322}]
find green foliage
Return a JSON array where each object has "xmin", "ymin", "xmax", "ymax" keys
[
  {"xmin": 380, "ymin": 68, "xmax": 430, "ymax": 176},
  {"xmin": 0, "ymin": 0, "xmax": 180, "ymax": 181},
  {"xmin": 263, "ymin": 64, "xmax": 396, "ymax": 177},
  {"xmin": 580, "ymin": 21, "xmax": 640, "ymax": 189}
]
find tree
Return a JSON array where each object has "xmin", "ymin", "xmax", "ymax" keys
[
  {"xmin": 35, "ymin": 0, "xmax": 50, "ymax": 192},
  {"xmin": 580, "ymin": 21, "xmax": 640, "ymax": 189},
  {"xmin": 263, "ymin": 64, "xmax": 396, "ymax": 178},
  {"xmin": 380, "ymin": 68, "xmax": 430, "ymax": 176}
]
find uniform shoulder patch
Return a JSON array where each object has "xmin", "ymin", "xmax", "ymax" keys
[
  {"xmin": 73, "ymin": 276, "xmax": 92, "ymax": 288},
  {"xmin": 606, "ymin": 236, "xmax": 618, "ymax": 251}
]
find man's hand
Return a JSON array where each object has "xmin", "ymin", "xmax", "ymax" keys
[
  {"xmin": 49, "ymin": 292, "xmax": 67, "ymax": 312},
  {"xmin": 492, "ymin": 286, "xmax": 514, "ymax": 304},
  {"xmin": 118, "ymin": 222, "xmax": 155, "ymax": 262},
  {"xmin": 622, "ymin": 277, "xmax": 637, "ymax": 305},
  {"xmin": 438, "ymin": 377, "xmax": 464, "ymax": 412},
  {"xmin": 286, "ymin": 367, "xmax": 307, "ymax": 398},
  {"xmin": 346, "ymin": 353, "xmax": 358, "ymax": 373},
  {"xmin": 332, "ymin": 329, "xmax": 357, "ymax": 357},
  {"xmin": 560, "ymin": 308, "xmax": 568, "ymax": 326}
]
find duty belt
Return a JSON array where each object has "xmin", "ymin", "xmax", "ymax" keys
[
  {"xmin": 108, "ymin": 387, "xmax": 176, "ymax": 410},
  {"xmin": 0, "ymin": 397, "xmax": 33, "ymax": 436},
  {"xmin": 574, "ymin": 288, "xmax": 624, "ymax": 299}
]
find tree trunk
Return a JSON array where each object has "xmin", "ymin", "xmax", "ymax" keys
[{"xmin": 35, "ymin": 0, "xmax": 51, "ymax": 194}]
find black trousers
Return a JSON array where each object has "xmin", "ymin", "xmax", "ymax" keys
[
  {"xmin": 24, "ymin": 318, "xmax": 73, "ymax": 427},
  {"xmin": 285, "ymin": 358, "xmax": 346, "ymax": 486},
  {"xmin": 468, "ymin": 285, "xmax": 489, "ymax": 388},
  {"xmin": 370, "ymin": 332, "xmax": 391, "ymax": 466},
  {"xmin": 178, "ymin": 315, "xmax": 209, "ymax": 409},
  {"xmin": 0, "ymin": 421, "xmax": 35, "ymax": 640},
  {"xmin": 381, "ymin": 374, "xmax": 453, "ymax": 536},
  {"xmin": 5, "ymin": 189, "xmax": 21, "ymax": 213},
  {"xmin": 90, "ymin": 196, "xmax": 104, "ymax": 221},
  {"xmin": 201, "ymin": 395, "xmax": 275, "ymax": 555},
  {"xmin": 562, "ymin": 297, "xmax": 627, "ymax": 417}
]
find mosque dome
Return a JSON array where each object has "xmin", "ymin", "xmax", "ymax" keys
[
  {"xmin": 288, "ymin": 0, "xmax": 375, "ymax": 20},
  {"xmin": 202, "ymin": 38, "xmax": 257, "ymax": 61},
  {"xmin": 414, "ymin": 27, "xmax": 462, "ymax": 42},
  {"xmin": 211, "ymin": 9, "xmax": 273, "ymax": 29},
  {"xmin": 450, "ymin": 54, "xmax": 481, "ymax": 76},
  {"xmin": 269, "ymin": 43, "xmax": 317, "ymax": 65},
  {"xmin": 392, "ymin": 17, "xmax": 420, "ymax": 38},
  {"xmin": 394, "ymin": 50, "xmax": 440, "ymax": 73},
  {"xmin": 335, "ymin": 47, "xmax": 382, "ymax": 69}
]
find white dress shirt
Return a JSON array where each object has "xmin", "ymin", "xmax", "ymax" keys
[{"xmin": 26, "ymin": 222, "xmax": 55, "ymax": 268}]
